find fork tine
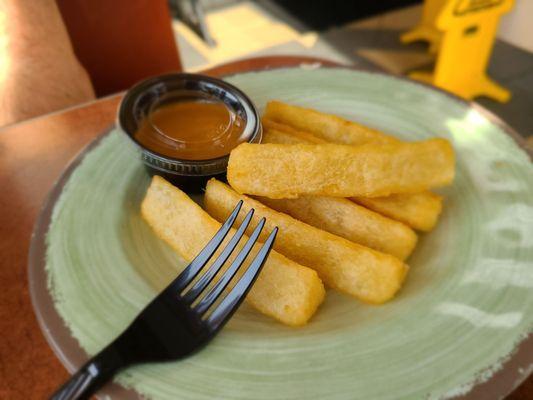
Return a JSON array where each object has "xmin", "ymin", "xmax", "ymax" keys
[
  {"xmin": 207, "ymin": 227, "xmax": 278, "ymax": 330},
  {"xmin": 194, "ymin": 218, "xmax": 266, "ymax": 315},
  {"xmin": 171, "ymin": 200, "xmax": 243, "ymax": 292},
  {"xmin": 182, "ymin": 208, "xmax": 255, "ymax": 303}
]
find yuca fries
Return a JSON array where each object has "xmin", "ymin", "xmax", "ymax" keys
[
  {"xmin": 262, "ymin": 118, "xmax": 326, "ymax": 144},
  {"xmin": 141, "ymin": 176, "xmax": 325, "ymax": 326},
  {"xmin": 205, "ymin": 179, "xmax": 409, "ymax": 304},
  {"xmin": 227, "ymin": 140, "xmax": 455, "ymax": 199},
  {"xmin": 258, "ymin": 195, "xmax": 417, "ymax": 261},
  {"xmin": 264, "ymin": 101, "xmax": 398, "ymax": 146},
  {"xmin": 351, "ymin": 192, "xmax": 443, "ymax": 232},
  {"xmin": 262, "ymin": 126, "xmax": 443, "ymax": 231}
]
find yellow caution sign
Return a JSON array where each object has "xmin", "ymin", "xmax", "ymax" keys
[
  {"xmin": 401, "ymin": 0, "xmax": 446, "ymax": 53},
  {"xmin": 407, "ymin": 0, "xmax": 514, "ymax": 102}
]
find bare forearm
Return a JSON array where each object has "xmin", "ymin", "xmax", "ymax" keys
[
  {"xmin": 1, "ymin": 0, "xmax": 72, "ymax": 53},
  {"xmin": 0, "ymin": 0, "xmax": 95, "ymax": 126}
]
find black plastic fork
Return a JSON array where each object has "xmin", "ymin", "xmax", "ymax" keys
[{"xmin": 51, "ymin": 201, "xmax": 277, "ymax": 400}]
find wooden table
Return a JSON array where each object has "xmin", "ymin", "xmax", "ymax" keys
[{"xmin": 0, "ymin": 56, "xmax": 530, "ymax": 400}]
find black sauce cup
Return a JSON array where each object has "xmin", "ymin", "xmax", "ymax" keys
[{"xmin": 117, "ymin": 73, "xmax": 262, "ymax": 192}]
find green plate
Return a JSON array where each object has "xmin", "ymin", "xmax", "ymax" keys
[{"xmin": 30, "ymin": 68, "xmax": 533, "ymax": 400}]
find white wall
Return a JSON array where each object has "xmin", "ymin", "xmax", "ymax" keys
[{"xmin": 498, "ymin": 0, "xmax": 533, "ymax": 52}]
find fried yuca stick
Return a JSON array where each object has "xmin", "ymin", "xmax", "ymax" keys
[
  {"xmin": 351, "ymin": 193, "xmax": 443, "ymax": 232},
  {"xmin": 262, "ymin": 129, "xmax": 418, "ymax": 257},
  {"xmin": 227, "ymin": 140, "xmax": 455, "ymax": 199},
  {"xmin": 262, "ymin": 126, "xmax": 444, "ymax": 231},
  {"xmin": 205, "ymin": 179, "xmax": 409, "ymax": 304},
  {"xmin": 141, "ymin": 176, "xmax": 325, "ymax": 326},
  {"xmin": 258, "ymin": 195, "xmax": 417, "ymax": 261},
  {"xmin": 262, "ymin": 118, "xmax": 326, "ymax": 144},
  {"xmin": 264, "ymin": 101, "xmax": 398, "ymax": 146}
]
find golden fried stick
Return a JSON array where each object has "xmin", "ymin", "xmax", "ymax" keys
[
  {"xmin": 351, "ymin": 192, "xmax": 443, "ymax": 232},
  {"xmin": 205, "ymin": 179, "xmax": 409, "ymax": 304},
  {"xmin": 227, "ymin": 140, "xmax": 455, "ymax": 199},
  {"xmin": 262, "ymin": 129, "xmax": 423, "ymax": 246},
  {"xmin": 262, "ymin": 125, "xmax": 444, "ymax": 231},
  {"xmin": 264, "ymin": 101, "xmax": 398, "ymax": 146},
  {"xmin": 262, "ymin": 118, "xmax": 326, "ymax": 144},
  {"xmin": 258, "ymin": 195, "xmax": 417, "ymax": 260},
  {"xmin": 141, "ymin": 176, "xmax": 325, "ymax": 326}
]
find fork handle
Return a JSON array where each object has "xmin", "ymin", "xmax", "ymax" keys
[{"xmin": 50, "ymin": 344, "xmax": 125, "ymax": 400}]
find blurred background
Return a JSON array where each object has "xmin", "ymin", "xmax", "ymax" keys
[
  {"xmin": 0, "ymin": 0, "xmax": 531, "ymax": 141},
  {"xmin": 170, "ymin": 0, "xmax": 532, "ymax": 139}
]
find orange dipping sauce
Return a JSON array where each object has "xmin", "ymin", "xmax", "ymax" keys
[{"xmin": 135, "ymin": 100, "xmax": 245, "ymax": 160}]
